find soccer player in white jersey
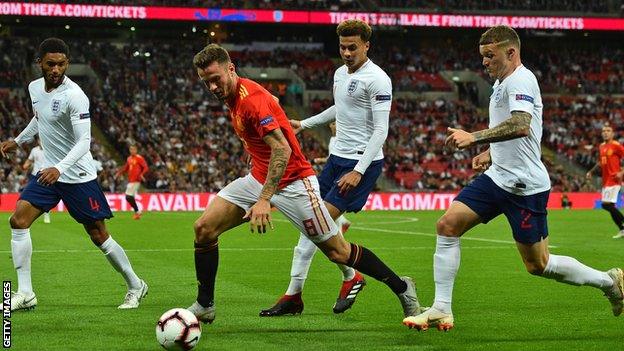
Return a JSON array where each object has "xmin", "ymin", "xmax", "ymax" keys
[
  {"xmin": 312, "ymin": 123, "xmax": 351, "ymax": 234},
  {"xmin": 403, "ymin": 26, "xmax": 624, "ymax": 332},
  {"xmin": 260, "ymin": 19, "xmax": 398, "ymax": 316},
  {"xmin": 0, "ymin": 38, "xmax": 148, "ymax": 312},
  {"xmin": 22, "ymin": 136, "xmax": 51, "ymax": 223}
]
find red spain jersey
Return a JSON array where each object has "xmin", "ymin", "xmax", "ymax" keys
[
  {"xmin": 228, "ymin": 78, "xmax": 314, "ymax": 188},
  {"xmin": 120, "ymin": 154, "xmax": 149, "ymax": 182},
  {"xmin": 599, "ymin": 141, "xmax": 624, "ymax": 187}
]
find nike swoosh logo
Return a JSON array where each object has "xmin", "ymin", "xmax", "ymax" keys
[{"xmin": 32, "ymin": 101, "xmax": 39, "ymax": 104}]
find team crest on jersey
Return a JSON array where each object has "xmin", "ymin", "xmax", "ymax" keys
[
  {"xmin": 347, "ymin": 80, "xmax": 360, "ymax": 95},
  {"xmin": 51, "ymin": 99, "xmax": 61, "ymax": 114},
  {"xmin": 493, "ymin": 87, "xmax": 503, "ymax": 107}
]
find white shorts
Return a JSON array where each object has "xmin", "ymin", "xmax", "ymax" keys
[
  {"xmin": 125, "ymin": 182, "xmax": 141, "ymax": 196},
  {"xmin": 602, "ymin": 185, "xmax": 621, "ymax": 203},
  {"xmin": 217, "ymin": 174, "xmax": 338, "ymax": 243}
]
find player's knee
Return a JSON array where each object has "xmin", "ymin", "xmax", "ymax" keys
[
  {"xmin": 436, "ymin": 215, "xmax": 462, "ymax": 236},
  {"xmin": 325, "ymin": 249, "xmax": 349, "ymax": 265},
  {"xmin": 193, "ymin": 219, "xmax": 219, "ymax": 243},
  {"xmin": 9, "ymin": 215, "xmax": 31, "ymax": 229}
]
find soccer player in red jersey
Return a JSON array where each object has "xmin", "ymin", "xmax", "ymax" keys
[
  {"xmin": 115, "ymin": 145, "xmax": 148, "ymax": 220},
  {"xmin": 586, "ymin": 125, "xmax": 624, "ymax": 238},
  {"xmin": 185, "ymin": 44, "xmax": 423, "ymax": 324}
]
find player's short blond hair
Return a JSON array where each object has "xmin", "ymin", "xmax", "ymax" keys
[
  {"xmin": 336, "ymin": 19, "xmax": 372, "ymax": 42},
  {"xmin": 193, "ymin": 44, "xmax": 231, "ymax": 69},
  {"xmin": 479, "ymin": 25, "xmax": 521, "ymax": 51}
]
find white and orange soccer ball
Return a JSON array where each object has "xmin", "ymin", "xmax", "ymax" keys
[{"xmin": 156, "ymin": 308, "xmax": 202, "ymax": 350}]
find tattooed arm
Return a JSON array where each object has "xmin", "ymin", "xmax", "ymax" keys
[
  {"xmin": 244, "ymin": 128, "xmax": 292, "ymax": 234},
  {"xmin": 259, "ymin": 128, "xmax": 292, "ymax": 200},
  {"xmin": 446, "ymin": 111, "xmax": 531, "ymax": 150},
  {"xmin": 472, "ymin": 111, "xmax": 531, "ymax": 144}
]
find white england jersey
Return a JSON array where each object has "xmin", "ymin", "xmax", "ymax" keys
[
  {"xmin": 332, "ymin": 59, "xmax": 392, "ymax": 161},
  {"xmin": 328, "ymin": 136, "xmax": 336, "ymax": 156},
  {"xmin": 27, "ymin": 145, "xmax": 45, "ymax": 175},
  {"xmin": 23, "ymin": 76, "xmax": 97, "ymax": 183},
  {"xmin": 484, "ymin": 65, "xmax": 550, "ymax": 195}
]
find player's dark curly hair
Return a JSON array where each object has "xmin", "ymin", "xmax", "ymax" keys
[
  {"xmin": 336, "ymin": 19, "xmax": 372, "ymax": 42},
  {"xmin": 479, "ymin": 25, "xmax": 521, "ymax": 50},
  {"xmin": 38, "ymin": 38, "xmax": 70, "ymax": 59},
  {"xmin": 193, "ymin": 44, "xmax": 231, "ymax": 69}
]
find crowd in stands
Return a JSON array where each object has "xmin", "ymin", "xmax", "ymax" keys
[
  {"xmin": 378, "ymin": 0, "xmax": 614, "ymax": 13},
  {"xmin": 1, "ymin": 33, "xmax": 621, "ymax": 195}
]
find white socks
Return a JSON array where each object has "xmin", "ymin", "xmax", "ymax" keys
[
  {"xmin": 285, "ymin": 217, "xmax": 357, "ymax": 296},
  {"xmin": 99, "ymin": 236, "xmax": 142, "ymax": 291},
  {"xmin": 542, "ymin": 254, "xmax": 613, "ymax": 290},
  {"xmin": 11, "ymin": 228, "xmax": 33, "ymax": 295},
  {"xmin": 432, "ymin": 235, "xmax": 461, "ymax": 314},
  {"xmin": 286, "ymin": 233, "xmax": 317, "ymax": 295}
]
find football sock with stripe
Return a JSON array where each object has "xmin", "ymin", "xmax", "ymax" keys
[
  {"xmin": 346, "ymin": 242, "xmax": 407, "ymax": 295},
  {"xmin": 195, "ymin": 240, "xmax": 219, "ymax": 307}
]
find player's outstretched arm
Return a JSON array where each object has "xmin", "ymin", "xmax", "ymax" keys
[
  {"xmin": 446, "ymin": 111, "xmax": 531, "ymax": 149},
  {"xmin": 5, "ymin": 116, "xmax": 40, "ymax": 160},
  {"xmin": 586, "ymin": 162, "xmax": 600, "ymax": 180},
  {"xmin": 299, "ymin": 105, "xmax": 337, "ymax": 130},
  {"xmin": 244, "ymin": 129, "xmax": 292, "ymax": 234},
  {"xmin": 0, "ymin": 140, "xmax": 18, "ymax": 159}
]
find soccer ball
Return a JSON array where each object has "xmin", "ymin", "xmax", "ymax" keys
[{"xmin": 156, "ymin": 308, "xmax": 202, "ymax": 350}]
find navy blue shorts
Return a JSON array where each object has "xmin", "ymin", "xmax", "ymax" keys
[
  {"xmin": 20, "ymin": 176, "xmax": 113, "ymax": 224},
  {"xmin": 318, "ymin": 155, "xmax": 383, "ymax": 213},
  {"xmin": 454, "ymin": 174, "xmax": 549, "ymax": 244}
]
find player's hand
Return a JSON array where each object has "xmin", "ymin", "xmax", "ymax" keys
[
  {"xmin": 616, "ymin": 171, "xmax": 624, "ymax": 182},
  {"xmin": 289, "ymin": 119, "xmax": 302, "ymax": 134},
  {"xmin": 446, "ymin": 127, "xmax": 475, "ymax": 150},
  {"xmin": 140, "ymin": 175, "xmax": 146, "ymax": 182},
  {"xmin": 37, "ymin": 167, "xmax": 61, "ymax": 186},
  {"xmin": 0, "ymin": 140, "xmax": 18, "ymax": 159},
  {"xmin": 472, "ymin": 150, "xmax": 492, "ymax": 171},
  {"xmin": 243, "ymin": 198, "xmax": 274, "ymax": 234},
  {"xmin": 337, "ymin": 170, "xmax": 362, "ymax": 194}
]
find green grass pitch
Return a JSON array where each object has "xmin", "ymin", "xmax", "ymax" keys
[{"xmin": 1, "ymin": 210, "xmax": 622, "ymax": 351}]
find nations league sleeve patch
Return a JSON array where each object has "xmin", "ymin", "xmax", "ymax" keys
[
  {"xmin": 375, "ymin": 94, "xmax": 392, "ymax": 101},
  {"xmin": 259, "ymin": 116, "xmax": 274, "ymax": 126},
  {"xmin": 79, "ymin": 113, "xmax": 91, "ymax": 119},
  {"xmin": 515, "ymin": 94, "xmax": 534, "ymax": 103}
]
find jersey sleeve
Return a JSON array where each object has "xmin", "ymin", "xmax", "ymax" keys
[
  {"xmin": 67, "ymin": 89, "xmax": 91, "ymax": 125},
  {"xmin": 28, "ymin": 149, "xmax": 35, "ymax": 161},
  {"xmin": 507, "ymin": 74, "xmax": 536, "ymax": 114},
  {"xmin": 139, "ymin": 156, "xmax": 149, "ymax": 175},
  {"xmin": 243, "ymin": 94, "xmax": 281, "ymax": 139},
  {"xmin": 368, "ymin": 71, "xmax": 393, "ymax": 112}
]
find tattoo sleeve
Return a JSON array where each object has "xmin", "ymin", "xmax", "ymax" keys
[
  {"xmin": 260, "ymin": 129, "xmax": 292, "ymax": 200},
  {"xmin": 472, "ymin": 111, "xmax": 532, "ymax": 144}
]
